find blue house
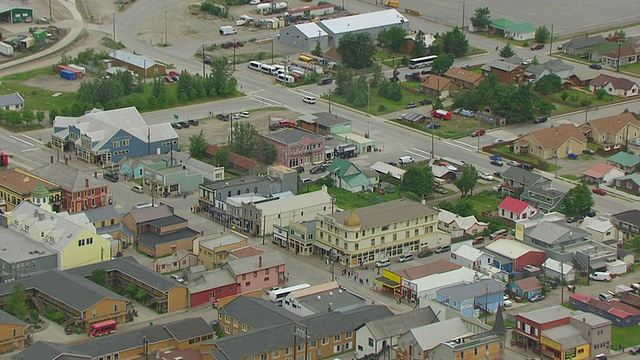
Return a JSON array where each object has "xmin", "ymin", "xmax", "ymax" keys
[
  {"xmin": 118, "ymin": 155, "xmax": 164, "ymax": 180},
  {"xmin": 508, "ymin": 276, "xmax": 543, "ymax": 300},
  {"xmin": 436, "ymin": 278, "xmax": 505, "ymax": 318},
  {"xmin": 51, "ymin": 107, "xmax": 178, "ymax": 165}
]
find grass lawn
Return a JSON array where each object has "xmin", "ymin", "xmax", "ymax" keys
[
  {"xmin": 329, "ymin": 187, "xmax": 402, "ymax": 210},
  {"xmin": 463, "ymin": 190, "xmax": 504, "ymax": 216},
  {"xmin": 612, "ymin": 325, "xmax": 640, "ymax": 349},
  {"xmin": 327, "ymin": 89, "xmax": 427, "ymax": 116},
  {"xmin": 549, "ymin": 89, "xmax": 617, "ymax": 107},
  {"xmin": 492, "ymin": 145, "xmax": 561, "ymax": 172},
  {"xmin": 621, "ymin": 62, "xmax": 640, "ymax": 76},
  {"xmin": 467, "ymin": 46, "xmax": 488, "ymax": 56},
  {"xmin": 402, "ymin": 81, "xmax": 421, "ymax": 90},
  {"xmin": 560, "ymin": 174, "xmax": 580, "ymax": 181},
  {"xmin": 391, "ymin": 116, "xmax": 488, "ymax": 140}
]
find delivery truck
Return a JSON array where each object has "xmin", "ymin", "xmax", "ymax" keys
[
  {"xmin": 219, "ymin": 26, "xmax": 237, "ymax": 35},
  {"xmin": 0, "ymin": 42, "xmax": 13, "ymax": 57}
]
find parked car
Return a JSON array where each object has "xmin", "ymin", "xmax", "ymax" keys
[
  {"xmin": 521, "ymin": 58, "xmax": 533, "ymax": 65},
  {"xmin": 598, "ymin": 293, "xmax": 614, "ymax": 302},
  {"xmin": 439, "ymin": 161, "xmax": 457, "ymax": 171},
  {"xmin": 434, "ymin": 245, "xmax": 451, "ymax": 253},
  {"xmin": 459, "ymin": 109, "xmax": 475, "ymax": 117},
  {"xmin": 534, "ymin": 117, "xmax": 548, "ymax": 124},
  {"xmin": 164, "ymin": 76, "xmax": 174, "ymax": 83},
  {"xmin": 589, "ymin": 64, "xmax": 602, "ymax": 70},
  {"xmin": 188, "ymin": 119, "xmax": 199, "ymax": 126},
  {"xmin": 405, "ymin": 102, "xmax": 417, "ymax": 109},
  {"xmin": 566, "ymin": 215, "xmax": 583, "ymax": 223},
  {"xmin": 426, "ymin": 122, "xmax": 441, "ymax": 129},
  {"xmin": 179, "ymin": 121, "xmax": 190, "ymax": 128},
  {"xmin": 170, "ymin": 274, "xmax": 185, "ymax": 283},
  {"xmin": 376, "ymin": 259, "xmax": 391, "ymax": 268},
  {"xmin": 169, "ymin": 70, "xmax": 180, "ymax": 77},
  {"xmin": 295, "ymin": 166, "xmax": 305, "ymax": 173},
  {"xmin": 471, "ymin": 129, "xmax": 485, "ymax": 137},
  {"xmin": 300, "ymin": 178, "xmax": 313, "ymax": 184},
  {"xmin": 131, "ymin": 185, "xmax": 144, "ymax": 193},
  {"xmin": 387, "ymin": 161, "xmax": 398, "ymax": 166},
  {"xmin": 489, "ymin": 154, "xmax": 502, "ymax": 161},
  {"xmin": 582, "ymin": 149, "xmax": 595, "ymax": 155},
  {"xmin": 503, "ymin": 299, "xmax": 513, "ymax": 307},
  {"xmin": 490, "ymin": 160, "xmax": 504, "ymax": 167},
  {"xmin": 171, "ymin": 122, "xmax": 182, "ymax": 129},
  {"xmin": 310, "ymin": 165, "xmax": 326, "ymax": 174},
  {"xmin": 519, "ymin": 163, "xmax": 534, "ymax": 171},
  {"xmin": 418, "ymin": 249, "xmax": 434, "ymax": 258},
  {"xmin": 531, "ymin": 43, "xmax": 545, "ymax": 50},
  {"xmin": 398, "ymin": 253, "xmax": 414, "ymax": 263},
  {"xmin": 480, "ymin": 173, "xmax": 494, "ymax": 181},
  {"xmin": 568, "ymin": 153, "xmax": 578, "ymax": 160},
  {"xmin": 630, "ymin": 139, "xmax": 640, "ymax": 146},
  {"xmin": 419, "ymin": 98, "xmax": 433, "ymax": 105},
  {"xmin": 583, "ymin": 210, "xmax": 596, "ymax": 218},
  {"xmin": 507, "ymin": 160, "xmax": 519, "ymax": 167},
  {"xmin": 493, "ymin": 138, "xmax": 504, "ymax": 145},
  {"xmin": 529, "ymin": 294, "xmax": 545, "ymax": 302},
  {"xmin": 397, "ymin": 113, "xmax": 407, "ymax": 120},
  {"xmin": 490, "ymin": 229, "xmax": 507, "ymax": 240},
  {"xmin": 170, "ymin": 75, "xmax": 179, "ymax": 82},
  {"xmin": 103, "ymin": 172, "xmax": 118, "ymax": 182},
  {"xmin": 592, "ymin": 188, "xmax": 607, "ymax": 196},
  {"xmin": 493, "ymin": 171, "xmax": 503, "ymax": 178},
  {"xmin": 589, "ymin": 272, "xmax": 612, "ymax": 282},
  {"xmin": 472, "ymin": 236, "xmax": 485, "ymax": 245},
  {"xmin": 239, "ymin": 111, "xmax": 251, "ymax": 118},
  {"xmin": 433, "ymin": 187, "xmax": 448, "ymax": 194}
]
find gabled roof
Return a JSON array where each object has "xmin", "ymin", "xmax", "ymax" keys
[
  {"xmin": 502, "ymin": 166, "xmax": 549, "ymax": 186},
  {"xmin": 562, "ymin": 35, "xmax": 605, "ymax": 50},
  {"xmin": 438, "ymin": 209, "xmax": 487, "ymax": 231},
  {"xmin": 31, "ymin": 162, "xmax": 108, "ymax": 192},
  {"xmin": 514, "ymin": 276, "xmax": 541, "ymax": 291},
  {"xmin": 489, "ymin": 18, "xmax": 515, "ymax": 31},
  {"xmin": 571, "ymin": 68, "xmax": 601, "ymax": 81},
  {"xmin": 365, "ymin": 307, "xmax": 438, "ymax": 340},
  {"xmin": 421, "ymin": 74, "xmax": 455, "ymax": 90},
  {"xmin": 616, "ymin": 173, "xmax": 640, "ymax": 186},
  {"xmin": 0, "ymin": 309, "xmax": 26, "ymax": 326},
  {"xmin": 226, "ymin": 252, "xmax": 285, "ymax": 276},
  {"xmin": 294, "ymin": 22, "xmax": 327, "ymax": 38},
  {"xmin": 583, "ymin": 162, "xmax": 617, "ymax": 179},
  {"xmin": 81, "ymin": 206, "xmax": 120, "ymax": 224},
  {"xmin": 608, "ymin": 151, "xmax": 640, "ymax": 168},
  {"xmin": 526, "ymin": 221, "xmax": 589, "ymax": 245},
  {"xmin": 0, "ymin": 168, "xmax": 60, "ymax": 195},
  {"xmin": 437, "ymin": 278, "xmax": 504, "ymax": 303},
  {"xmin": 505, "ymin": 22, "xmax": 535, "ymax": 34},
  {"xmin": 621, "ymin": 292, "xmax": 640, "ymax": 308},
  {"xmin": 451, "ymin": 244, "xmax": 485, "ymax": 261},
  {"xmin": 409, "ymin": 318, "xmax": 472, "ymax": 351},
  {"xmin": 323, "ymin": 199, "xmax": 437, "ymax": 231},
  {"xmin": 485, "ymin": 239, "xmax": 541, "ymax": 259},
  {"xmin": 395, "ymin": 259, "xmax": 461, "ymax": 280},
  {"xmin": 518, "ymin": 123, "xmax": 586, "ymax": 150},
  {"xmin": 444, "ymin": 67, "xmax": 483, "ymax": 84},
  {"xmin": 584, "ymin": 112, "xmax": 640, "ymax": 134},
  {"xmin": 498, "ymin": 196, "xmax": 531, "ymax": 213},
  {"xmin": 517, "ymin": 305, "xmax": 581, "ymax": 324},
  {"xmin": 526, "ymin": 59, "xmax": 574, "ymax": 77},
  {"xmin": 613, "ymin": 209, "xmax": 640, "ymax": 226},
  {"xmin": 482, "ymin": 60, "xmax": 521, "ymax": 72},
  {"xmin": 603, "ymin": 45, "xmax": 640, "ymax": 59},
  {"xmin": 319, "ymin": 9, "xmax": 407, "ymax": 35},
  {"xmin": 109, "ymin": 50, "xmax": 157, "ymax": 69},
  {"xmin": 542, "ymin": 258, "xmax": 575, "ymax": 275},
  {"xmin": 261, "ymin": 127, "xmax": 324, "ymax": 146},
  {"xmin": 127, "ymin": 204, "xmax": 173, "ymax": 223},
  {"xmin": 326, "ymin": 157, "xmax": 361, "ymax": 178},
  {"xmin": 0, "ymin": 92, "xmax": 24, "ymax": 107},
  {"xmin": 205, "ymin": 145, "xmax": 258, "ymax": 170},
  {"xmin": 591, "ymin": 74, "xmax": 639, "ymax": 90}
]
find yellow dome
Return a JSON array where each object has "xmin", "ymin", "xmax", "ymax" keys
[{"xmin": 344, "ymin": 210, "xmax": 361, "ymax": 227}]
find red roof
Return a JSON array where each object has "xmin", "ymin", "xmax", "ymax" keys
[
  {"xmin": 583, "ymin": 162, "xmax": 616, "ymax": 179},
  {"xmin": 205, "ymin": 145, "xmax": 258, "ymax": 171},
  {"xmin": 395, "ymin": 259, "xmax": 461, "ymax": 280},
  {"xmin": 514, "ymin": 277, "xmax": 541, "ymax": 292},
  {"xmin": 621, "ymin": 292, "xmax": 640, "ymax": 308},
  {"xmin": 498, "ymin": 196, "xmax": 531, "ymax": 214}
]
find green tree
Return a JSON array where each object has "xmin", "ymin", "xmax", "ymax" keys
[
  {"xmin": 311, "ymin": 40, "xmax": 322, "ymax": 57},
  {"xmin": 560, "ymin": 92, "xmax": 569, "ymax": 101},
  {"xmin": 215, "ymin": 147, "xmax": 230, "ymax": 167},
  {"xmin": 21, "ymin": 109, "xmax": 35, "ymax": 125},
  {"xmin": 402, "ymin": 165, "xmax": 435, "ymax": 197},
  {"xmin": 431, "ymin": 53, "xmax": 455, "ymax": 75},
  {"xmin": 48, "ymin": 109, "xmax": 59, "ymax": 124},
  {"xmin": 371, "ymin": 62, "xmax": 384, "ymax": 87},
  {"xmin": 470, "ymin": 7, "xmax": 491, "ymax": 31},
  {"xmin": 36, "ymin": 110, "xmax": 45, "ymax": 124},
  {"xmin": 454, "ymin": 198, "xmax": 474, "ymax": 217},
  {"xmin": 135, "ymin": 289, "xmax": 147, "ymax": 302},
  {"xmin": 88, "ymin": 268, "xmax": 108, "ymax": 287},
  {"xmin": 625, "ymin": 235, "xmax": 640, "ymax": 254},
  {"xmin": 440, "ymin": 27, "xmax": 469, "ymax": 57},
  {"xmin": 411, "ymin": 30, "xmax": 429, "ymax": 57},
  {"xmin": 454, "ymin": 164, "xmax": 478, "ymax": 197},
  {"xmin": 433, "ymin": 97, "xmax": 443, "ymax": 110},
  {"xmin": 594, "ymin": 89, "xmax": 608, "ymax": 100},
  {"xmin": 189, "ymin": 130, "xmax": 207, "ymax": 158},
  {"xmin": 377, "ymin": 26, "xmax": 407, "ymax": 54},
  {"xmin": 126, "ymin": 283, "xmax": 138, "ymax": 296},
  {"xmin": 231, "ymin": 122, "xmax": 258, "ymax": 157},
  {"xmin": 258, "ymin": 140, "xmax": 277, "ymax": 164},
  {"xmin": 564, "ymin": 183, "xmax": 594, "ymax": 216},
  {"xmin": 499, "ymin": 43, "xmax": 516, "ymax": 58},
  {"xmin": 5, "ymin": 283, "xmax": 28, "ymax": 320},
  {"xmin": 150, "ymin": 77, "xmax": 169, "ymax": 103},
  {"xmin": 337, "ymin": 32, "xmax": 376, "ymax": 69},
  {"xmin": 614, "ymin": 29, "xmax": 626, "ymax": 38},
  {"xmin": 534, "ymin": 74, "xmax": 562, "ymax": 95},
  {"xmin": 209, "ymin": 57, "xmax": 236, "ymax": 96},
  {"xmin": 535, "ymin": 26, "xmax": 550, "ymax": 43}
]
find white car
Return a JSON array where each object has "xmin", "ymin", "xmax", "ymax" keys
[
  {"xmin": 493, "ymin": 139, "xmax": 504, "ymax": 145},
  {"xmin": 170, "ymin": 274, "xmax": 185, "ymax": 283},
  {"xmin": 507, "ymin": 160, "xmax": 519, "ymax": 167},
  {"xmin": 239, "ymin": 111, "xmax": 251, "ymax": 118},
  {"xmin": 503, "ymin": 299, "xmax": 513, "ymax": 307},
  {"xmin": 522, "ymin": 59, "xmax": 533, "ymax": 65},
  {"xmin": 249, "ymin": 0, "xmax": 260, "ymax": 4},
  {"xmin": 480, "ymin": 173, "xmax": 494, "ymax": 181}
]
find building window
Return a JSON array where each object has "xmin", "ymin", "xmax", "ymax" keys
[
  {"xmin": 323, "ymin": 337, "xmax": 329, "ymax": 345},
  {"xmin": 310, "ymin": 340, "xmax": 317, "ymax": 348},
  {"xmin": 273, "ymin": 349, "xmax": 280, "ymax": 358},
  {"xmin": 334, "ymin": 334, "xmax": 340, "ymax": 342},
  {"xmin": 368, "ymin": 338, "xmax": 374, "ymax": 347}
]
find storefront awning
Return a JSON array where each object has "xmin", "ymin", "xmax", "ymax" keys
[
  {"xmin": 374, "ymin": 276, "xmax": 400, "ymax": 288},
  {"xmin": 314, "ymin": 242, "xmax": 332, "ymax": 251}
]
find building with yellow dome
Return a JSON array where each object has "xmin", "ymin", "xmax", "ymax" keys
[{"xmin": 315, "ymin": 199, "xmax": 447, "ymax": 268}]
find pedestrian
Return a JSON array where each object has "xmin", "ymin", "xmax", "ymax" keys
[
  {"xmin": 366, "ymin": 279, "xmax": 369, "ymax": 285},
  {"xmin": 397, "ymin": 297, "xmax": 401, "ymax": 304},
  {"xmin": 354, "ymin": 275, "xmax": 357, "ymax": 281}
]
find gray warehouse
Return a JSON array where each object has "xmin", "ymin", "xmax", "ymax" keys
[{"xmin": 279, "ymin": 9, "xmax": 409, "ymax": 52}]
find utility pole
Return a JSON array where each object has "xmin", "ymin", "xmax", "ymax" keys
[
  {"xmin": 461, "ymin": 2, "xmax": 465, "ymax": 32},
  {"xmin": 549, "ymin": 24, "xmax": 554, "ymax": 56},
  {"xmin": 560, "ymin": 255, "xmax": 564, "ymax": 305},
  {"xmin": 431, "ymin": 125, "xmax": 435, "ymax": 160},
  {"xmin": 271, "ymin": 37, "xmax": 274, "ymax": 64},
  {"xmin": 112, "ymin": 13, "xmax": 116, "ymax": 43},
  {"xmin": 554, "ymin": 128, "xmax": 559, "ymax": 178},
  {"xmin": 202, "ymin": 44, "xmax": 205, "ymax": 75},
  {"xmin": 328, "ymin": 89, "xmax": 332, "ymax": 114},
  {"xmin": 165, "ymin": 11, "xmax": 168, "ymax": 46},
  {"xmin": 366, "ymin": 82, "xmax": 371, "ymax": 116},
  {"xmin": 617, "ymin": 40, "xmax": 622, "ymax": 72},
  {"xmin": 233, "ymin": 38, "xmax": 237, "ymax": 70},
  {"xmin": 49, "ymin": 0, "xmax": 52, "ymax": 22}
]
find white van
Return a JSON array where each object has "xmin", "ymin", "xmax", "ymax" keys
[
  {"xmin": 398, "ymin": 156, "xmax": 414, "ymax": 165},
  {"xmin": 219, "ymin": 26, "xmax": 237, "ymax": 36},
  {"xmin": 260, "ymin": 64, "xmax": 276, "ymax": 75},
  {"xmin": 272, "ymin": 64, "xmax": 286, "ymax": 74},
  {"xmin": 132, "ymin": 202, "xmax": 154, "ymax": 211},
  {"xmin": 248, "ymin": 61, "xmax": 263, "ymax": 71},
  {"xmin": 490, "ymin": 229, "xmax": 508, "ymax": 240},
  {"xmin": 589, "ymin": 272, "xmax": 612, "ymax": 282},
  {"xmin": 303, "ymin": 96, "xmax": 316, "ymax": 104},
  {"xmin": 276, "ymin": 73, "xmax": 295, "ymax": 83}
]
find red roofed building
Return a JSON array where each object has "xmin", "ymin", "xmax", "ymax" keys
[
  {"xmin": 570, "ymin": 293, "xmax": 640, "ymax": 327},
  {"xmin": 621, "ymin": 292, "xmax": 640, "ymax": 310},
  {"xmin": 582, "ymin": 162, "xmax": 626, "ymax": 185},
  {"xmin": 498, "ymin": 196, "xmax": 537, "ymax": 222},
  {"xmin": 601, "ymin": 45, "xmax": 640, "ymax": 68},
  {"xmin": 508, "ymin": 276, "xmax": 543, "ymax": 300}
]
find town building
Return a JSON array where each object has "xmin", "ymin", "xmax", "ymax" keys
[
  {"xmin": 578, "ymin": 216, "xmax": 616, "ymax": 245},
  {"xmin": 161, "ymin": 151, "xmax": 224, "ymax": 182},
  {"xmin": 272, "ymin": 220, "xmax": 317, "ymax": 255},
  {"xmin": 579, "ymin": 112, "xmax": 640, "ymax": 148},
  {"xmin": 81, "ymin": 206, "xmax": 133, "ymax": 250},
  {"xmin": 30, "ymin": 159, "xmax": 111, "ymax": 212},
  {"xmin": 444, "ymin": 67, "xmax": 484, "ymax": 89},
  {"xmin": 427, "ymin": 330, "xmax": 505, "ymax": 360},
  {"xmin": 401, "ymin": 266, "xmax": 489, "ymax": 301},
  {"xmin": 0, "ymin": 167, "xmax": 62, "ymax": 211},
  {"xmin": 611, "ymin": 209, "xmax": 640, "ymax": 241},
  {"xmin": 315, "ymin": 199, "xmax": 441, "ymax": 268},
  {"xmin": 450, "ymin": 244, "xmax": 493, "ymax": 270},
  {"xmin": 51, "ymin": 107, "xmax": 178, "ymax": 165},
  {"xmin": 498, "ymin": 196, "xmax": 537, "ymax": 222},
  {"xmin": 152, "ymin": 249, "xmax": 197, "ymax": 274},
  {"xmin": 561, "ymin": 35, "xmax": 605, "ymax": 56},
  {"xmin": 297, "ymin": 112, "xmax": 352, "ymax": 136},
  {"xmin": 326, "ymin": 157, "xmax": 377, "ymax": 193},
  {"xmin": 542, "ymin": 258, "xmax": 577, "ymax": 283},
  {"xmin": 437, "ymin": 209, "xmax": 488, "ymax": 239},
  {"xmin": 601, "ymin": 45, "xmax": 640, "ymax": 68},
  {"xmin": 260, "ymin": 128, "xmax": 326, "ymax": 168},
  {"xmin": 117, "ymin": 154, "xmax": 163, "ymax": 180},
  {"xmin": 436, "ymin": 278, "xmax": 504, "ymax": 317},
  {"xmin": 0, "ymin": 310, "xmax": 26, "ymax": 353},
  {"xmin": 512, "ymin": 123, "xmax": 587, "ymax": 160},
  {"xmin": 281, "ymin": 281, "xmax": 365, "ymax": 316},
  {"xmin": 205, "ymin": 144, "xmax": 262, "ymax": 175},
  {"xmin": 196, "ymin": 231, "xmax": 248, "ymax": 270},
  {"xmin": 583, "ymin": 162, "xmax": 626, "ymax": 185},
  {"xmin": 589, "ymin": 73, "xmax": 639, "ymax": 97},
  {"xmin": 186, "ymin": 267, "xmax": 237, "ymax": 307},
  {"xmin": 419, "ymin": 74, "xmax": 459, "ymax": 98},
  {"xmin": 570, "ymin": 293, "xmax": 640, "ymax": 328},
  {"xmin": 217, "ymin": 296, "xmax": 301, "ymax": 335},
  {"xmin": 224, "ymin": 252, "xmax": 286, "ymax": 294},
  {"xmin": 614, "ymin": 173, "xmax": 640, "ymax": 195},
  {"xmin": 501, "ymin": 166, "xmax": 552, "ymax": 197},
  {"xmin": 525, "ymin": 59, "xmax": 574, "ymax": 82},
  {"xmin": 481, "ymin": 60, "xmax": 525, "ymax": 84},
  {"xmin": 108, "ymin": 50, "xmax": 167, "ymax": 77},
  {"xmin": 0, "ymin": 216, "xmax": 57, "ymax": 282},
  {"xmin": 8, "ymin": 201, "xmax": 111, "ymax": 270},
  {"xmin": 396, "ymin": 318, "xmax": 477, "ymax": 359},
  {"xmin": 606, "ymin": 151, "xmax": 640, "ymax": 173},
  {"xmin": 508, "ymin": 276, "xmax": 543, "ymax": 301},
  {"xmin": 142, "ymin": 162, "xmax": 203, "ymax": 196},
  {"xmin": 0, "ymin": 92, "xmax": 24, "ymax": 111},
  {"xmin": 484, "ymin": 239, "xmax": 546, "ymax": 273},
  {"xmin": 522, "ymin": 185, "xmax": 566, "ymax": 214}
]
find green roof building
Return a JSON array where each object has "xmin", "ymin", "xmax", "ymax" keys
[
  {"xmin": 0, "ymin": 3, "xmax": 33, "ymax": 24},
  {"xmin": 607, "ymin": 151, "xmax": 640, "ymax": 172}
]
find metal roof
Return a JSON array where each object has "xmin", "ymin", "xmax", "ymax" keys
[
  {"xmin": 320, "ymin": 9, "xmax": 407, "ymax": 35},
  {"xmin": 0, "ymin": 92, "xmax": 24, "ymax": 107},
  {"xmin": 365, "ymin": 307, "xmax": 437, "ymax": 340}
]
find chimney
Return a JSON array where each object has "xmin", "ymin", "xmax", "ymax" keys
[
  {"xmin": 50, "ymin": 156, "xmax": 54, "ymax": 164},
  {"xmin": 85, "ymin": 178, "xmax": 89, "ymax": 188},
  {"xmin": 259, "ymin": 256, "xmax": 262, "ymax": 268},
  {"xmin": 94, "ymin": 171, "xmax": 98, "ymax": 179},
  {"xmin": 64, "ymin": 157, "xmax": 68, "ymax": 166}
]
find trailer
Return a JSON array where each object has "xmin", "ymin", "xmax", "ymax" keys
[
  {"xmin": 335, "ymin": 144, "xmax": 357, "ymax": 159},
  {"xmin": 60, "ymin": 69, "xmax": 77, "ymax": 80},
  {"xmin": 67, "ymin": 64, "xmax": 86, "ymax": 75},
  {"xmin": 0, "ymin": 42, "xmax": 13, "ymax": 57}
]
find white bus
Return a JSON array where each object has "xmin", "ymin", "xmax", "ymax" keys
[
  {"xmin": 408, "ymin": 55, "xmax": 438, "ymax": 69},
  {"xmin": 260, "ymin": 63, "xmax": 276, "ymax": 75},
  {"xmin": 276, "ymin": 73, "xmax": 295, "ymax": 83},
  {"xmin": 268, "ymin": 283, "xmax": 311, "ymax": 304}
]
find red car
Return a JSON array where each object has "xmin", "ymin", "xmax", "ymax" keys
[
  {"xmin": 168, "ymin": 71, "xmax": 180, "ymax": 77},
  {"xmin": 472, "ymin": 236, "xmax": 485, "ymax": 245},
  {"xmin": 471, "ymin": 129, "xmax": 485, "ymax": 137},
  {"xmin": 531, "ymin": 43, "xmax": 545, "ymax": 50},
  {"xmin": 592, "ymin": 188, "xmax": 607, "ymax": 196},
  {"xmin": 163, "ymin": 76, "xmax": 174, "ymax": 83}
]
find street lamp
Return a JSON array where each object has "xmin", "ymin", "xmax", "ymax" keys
[
  {"xmin": 328, "ymin": 89, "xmax": 333, "ymax": 114},
  {"xmin": 366, "ymin": 82, "xmax": 371, "ymax": 116},
  {"xmin": 584, "ymin": 105, "xmax": 590, "ymax": 123},
  {"xmin": 617, "ymin": 40, "xmax": 622, "ymax": 72}
]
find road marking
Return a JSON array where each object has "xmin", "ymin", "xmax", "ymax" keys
[
  {"xmin": 21, "ymin": 148, "xmax": 40, "ymax": 152},
  {"xmin": 443, "ymin": 140, "xmax": 473, "ymax": 152},
  {"xmin": 289, "ymin": 89, "xmax": 317, "ymax": 97},
  {"xmin": 248, "ymin": 89, "xmax": 264, "ymax": 95},
  {"xmin": 451, "ymin": 139, "xmax": 477, "ymax": 150},
  {"xmin": 405, "ymin": 149, "xmax": 431, "ymax": 159},
  {"xmin": 249, "ymin": 95, "xmax": 283, "ymax": 107},
  {"xmin": 22, "ymin": 134, "xmax": 42, "ymax": 144},
  {"xmin": 410, "ymin": 147, "xmax": 433, "ymax": 156},
  {"xmin": 10, "ymin": 135, "xmax": 34, "ymax": 146}
]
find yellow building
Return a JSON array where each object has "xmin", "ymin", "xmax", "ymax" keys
[
  {"xmin": 197, "ymin": 231, "xmax": 248, "ymax": 270},
  {"xmin": 513, "ymin": 123, "xmax": 587, "ymax": 160},
  {"xmin": 0, "ymin": 167, "xmax": 62, "ymax": 211},
  {"xmin": 0, "ymin": 310, "xmax": 27, "ymax": 353},
  {"xmin": 541, "ymin": 329, "xmax": 591, "ymax": 360},
  {"xmin": 8, "ymin": 201, "xmax": 111, "ymax": 270},
  {"xmin": 315, "ymin": 199, "xmax": 441, "ymax": 267}
]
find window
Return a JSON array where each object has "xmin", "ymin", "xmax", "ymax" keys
[
  {"xmin": 334, "ymin": 334, "xmax": 341, "ymax": 341},
  {"xmin": 285, "ymin": 347, "xmax": 292, "ymax": 355},
  {"xmin": 273, "ymin": 349, "xmax": 280, "ymax": 358},
  {"xmin": 346, "ymin": 331, "xmax": 352, "ymax": 339},
  {"xmin": 323, "ymin": 337, "xmax": 329, "ymax": 345},
  {"xmin": 310, "ymin": 340, "xmax": 317, "ymax": 348},
  {"xmin": 368, "ymin": 338, "xmax": 374, "ymax": 347}
]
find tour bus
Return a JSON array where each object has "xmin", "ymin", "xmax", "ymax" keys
[
  {"xmin": 408, "ymin": 55, "xmax": 438, "ymax": 69},
  {"xmin": 88, "ymin": 319, "xmax": 117, "ymax": 337},
  {"xmin": 260, "ymin": 63, "xmax": 276, "ymax": 75},
  {"xmin": 248, "ymin": 61, "xmax": 263, "ymax": 71},
  {"xmin": 268, "ymin": 283, "xmax": 311, "ymax": 304}
]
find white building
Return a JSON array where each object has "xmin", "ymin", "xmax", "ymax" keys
[
  {"xmin": 450, "ymin": 244, "xmax": 493, "ymax": 270},
  {"xmin": 438, "ymin": 209, "xmax": 489, "ymax": 238},
  {"xmin": 280, "ymin": 281, "xmax": 365, "ymax": 316},
  {"xmin": 578, "ymin": 216, "xmax": 616, "ymax": 244},
  {"xmin": 409, "ymin": 267, "xmax": 487, "ymax": 300},
  {"xmin": 542, "ymin": 258, "xmax": 577, "ymax": 283}
]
